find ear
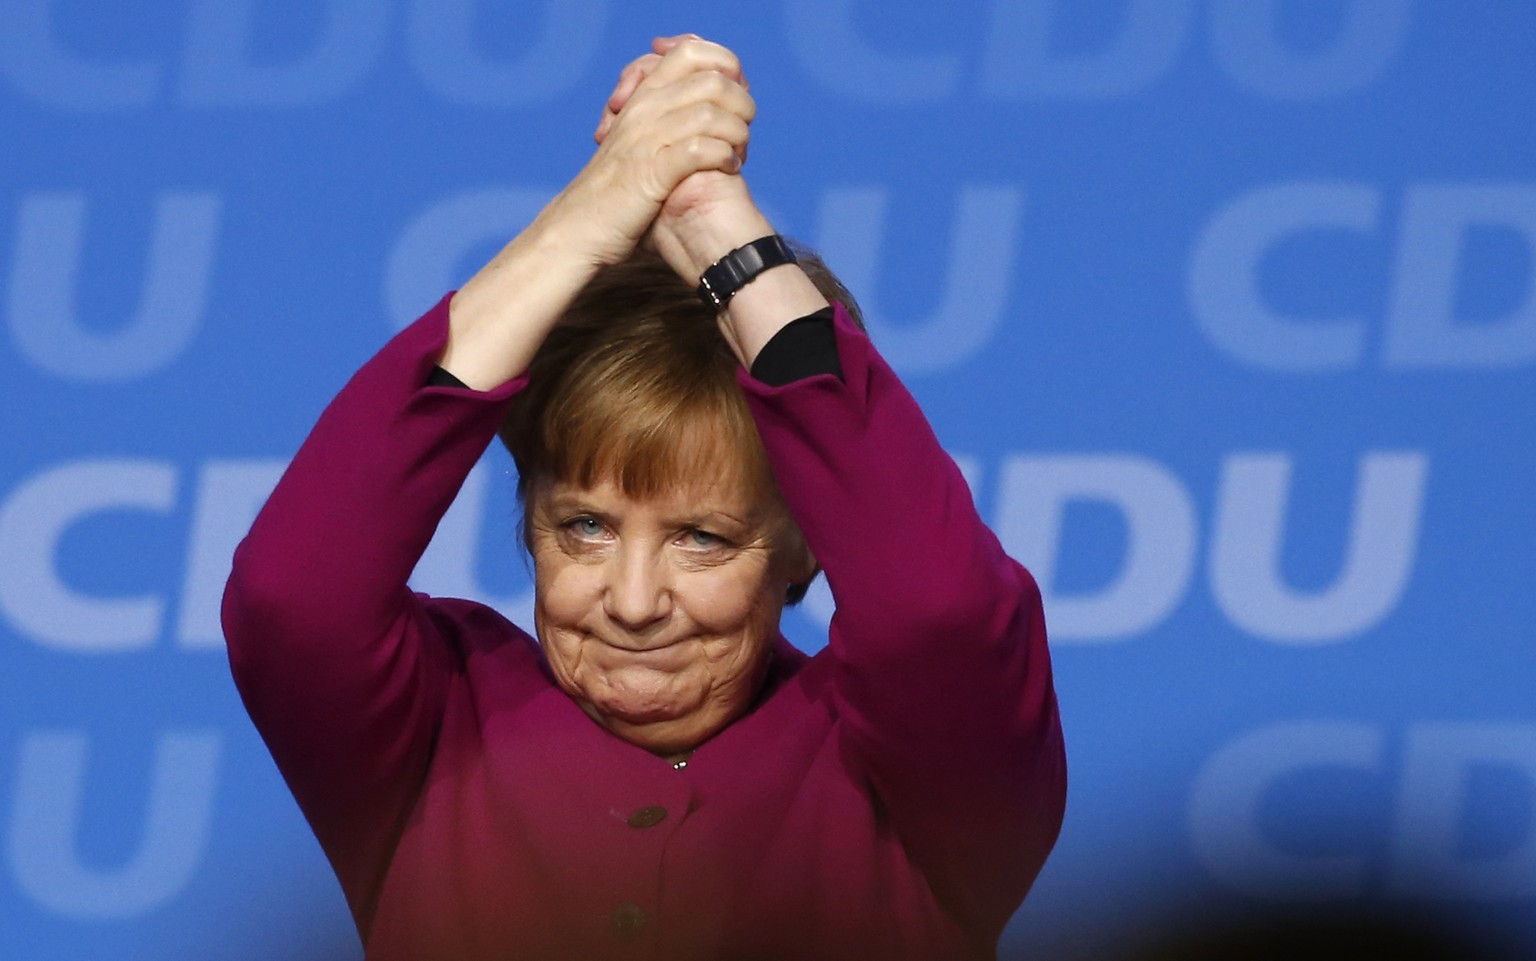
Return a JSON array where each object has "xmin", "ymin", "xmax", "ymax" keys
[
  {"xmin": 789, "ymin": 545, "xmax": 819, "ymax": 587},
  {"xmin": 773, "ymin": 511, "xmax": 819, "ymax": 603},
  {"xmin": 782, "ymin": 544, "xmax": 820, "ymax": 606},
  {"xmin": 773, "ymin": 516, "xmax": 818, "ymax": 583}
]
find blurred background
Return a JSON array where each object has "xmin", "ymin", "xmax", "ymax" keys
[{"xmin": 2, "ymin": 1, "xmax": 1533, "ymax": 958}]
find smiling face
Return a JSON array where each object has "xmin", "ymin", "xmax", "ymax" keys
[{"xmin": 527, "ymin": 432, "xmax": 812, "ymax": 758}]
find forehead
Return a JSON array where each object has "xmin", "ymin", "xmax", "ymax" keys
[
  {"xmin": 547, "ymin": 401, "xmax": 776, "ymax": 506},
  {"xmin": 540, "ymin": 418, "xmax": 771, "ymax": 511}
]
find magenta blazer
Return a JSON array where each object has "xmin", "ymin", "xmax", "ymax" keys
[{"xmin": 223, "ymin": 295, "xmax": 1065, "ymax": 961}]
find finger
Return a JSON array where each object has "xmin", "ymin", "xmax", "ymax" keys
[
  {"xmin": 603, "ymin": 68, "xmax": 753, "ymax": 148},
  {"xmin": 668, "ymin": 111, "xmax": 751, "ymax": 173},
  {"xmin": 651, "ymin": 33, "xmax": 702, "ymax": 55},
  {"xmin": 596, "ymin": 52, "xmax": 664, "ymax": 142},
  {"xmin": 607, "ymin": 52, "xmax": 663, "ymax": 114},
  {"xmin": 649, "ymin": 95, "xmax": 752, "ymax": 158},
  {"xmin": 592, "ymin": 55, "xmax": 660, "ymax": 140},
  {"xmin": 640, "ymin": 37, "xmax": 742, "ymax": 89},
  {"xmin": 646, "ymin": 69, "xmax": 756, "ymax": 127},
  {"xmin": 650, "ymin": 34, "xmax": 750, "ymax": 92},
  {"xmin": 653, "ymin": 135, "xmax": 743, "ymax": 197}
]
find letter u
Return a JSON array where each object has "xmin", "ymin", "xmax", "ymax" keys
[
  {"xmin": 1210, "ymin": 451, "xmax": 1428, "ymax": 642},
  {"xmin": 8, "ymin": 192, "xmax": 221, "ymax": 383},
  {"xmin": 815, "ymin": 185, "xmax": 1023, "ymax": 374},
  {"xmin": 8, "ymin": 731, "xmax": 220, "ymax": 919}
]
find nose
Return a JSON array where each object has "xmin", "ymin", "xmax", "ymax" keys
[{"xmin": 602, "ymin": 544, "xmax": 672, "ymax": 635}]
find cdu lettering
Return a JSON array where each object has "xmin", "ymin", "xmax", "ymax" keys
[
  {"xmin": 411, "ymin": 463, "xmax": 536, "ymax": 629},
  {"xmin": 980, "ymin": 0, "xmax": 1192, "ymax": 100},
  {"xmin": 8, "ymin": 192, "xmax": 221, "ymax": 383},
  {"xmin": 814, "ymin": 186, "xmax": 1023, "ymax": 375},
  {"xmin": 1191, "ymin": 721, "xmax": 1536, "ymax": 900},
  {"xmin": 1190, "ymin": 721, "xmax": 1383, "ymax": 897},
  {"xmin": 405, "ymin": 0, "xmax": 605, "ymax": 107},
  {"xmin": 1192, "ymin": 182, "xmax": 1536, "ymax": 371},
  {"xmin": 1208, "ymin": 0, "xmax": 1415, "ymax": 100},
  {"xmin": 994, "ymin": 454, "xmax": 1195, "ymax": 641},
  {"xmin": 1391, "ymin": 723, "xmax": 1536, "ymax": 899},
  {"xmin": 175, "ymin": 461, "xmax": 287, "ymax": 649},
  {"xmin": 0, "ymin": 461, "xmax": 178, "ymax": 652},
  {"xmin": 1385, "ymin": 185, "xmax": 1536, "ymax": 369},
  {"xmin": 787, "ymin": 0, "xmax": 1409, "ymax": 102},
  {"xmin": 0, "ymin": 0, "xmax": 161, "ymax": 109},
  {"xmin": 179, "ymin": 0, "xmax": 389, "ymax": 107},
  {"xmin": 1210, "ymin": 452, "xmax": 1427, "ymax": 643},
  {"xmin": 1189, "ymin": 181, "xmax": 1379, "ymax": 372},
  {"xmin": 783, "ymin": 0, "xmax": 959, "ymax": 103},
  {"xmin": 983, "ymin": 450, "xmax": 1425, "ymax": 642},
  {"xmin": 8, "ymin": 731, "xmax": 220, "ymax": 919},
  {"xmin": 384, "ymin": 188, "xmax": 556, "ymax": 330},
  {"xmin": 1, "ymin": 0, "xmax": 603, "ymax": 109}
]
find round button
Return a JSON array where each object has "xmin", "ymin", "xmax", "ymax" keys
[
  {"xmin": 611, "ymin": 902, "xmax": 647, "ymax": 940},
  {"xmin": 626, "ymin": 805, "xmax": 668, "ymax": 829}
]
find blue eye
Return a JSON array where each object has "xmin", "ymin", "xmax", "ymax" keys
[
  {"xmin": 568, "ymin": 517, "xmax": 604, "ymax": 537},
  {"xmin": 684, "ymin": 529, "xmax": 724, "ymax": 548}
]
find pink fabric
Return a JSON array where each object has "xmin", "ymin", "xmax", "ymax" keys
[{"xmin": 223, "ymin": 294, "xmax": 1065, "ymax": 961}]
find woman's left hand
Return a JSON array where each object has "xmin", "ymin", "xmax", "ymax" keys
[
  {"xmin": 599, "ymin": 36, "xmax": 831, "ymax": 367},
  {"xmin": 597, "ymin": 36, "xmax": 773, "ymax": 285}
]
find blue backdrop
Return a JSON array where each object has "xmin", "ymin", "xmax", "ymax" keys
[{"xmin": 3, "ymin": 2, "xmax": 1533, "ymax": 958}]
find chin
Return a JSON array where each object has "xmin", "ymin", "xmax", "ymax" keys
[{"xmin": 588, "ymin": 669, "xmax": 704, "ymax": 723}]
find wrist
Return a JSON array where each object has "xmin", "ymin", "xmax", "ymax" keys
[
  {"xmin": 664, "ymin": 198, "xmax": 776, "ymax": 283},
  {"xmin": 444, "ymin": 217, "xmax": 602, "ymax": 390},
  {"xmin": 697, "ymin": 235, "xmax": 798, "ymax": 310}
]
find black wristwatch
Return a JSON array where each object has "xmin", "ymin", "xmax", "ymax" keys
[{"xmin": 696, "ymin": 235, "xmax": 798, "ymax": 309}]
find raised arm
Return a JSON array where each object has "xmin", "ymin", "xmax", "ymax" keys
[
  {"xmin": 222, "ymin": 38, "xmax": 761, "ymax": 932},
  {"xmin": 443, "ymin": 36, "xmax": 758, "ymax": 388},
  {"xmin": 595, "ymin": 37, "xmax": 830, "ymax": 365},
  {"xmin": 632, "ymin": 80, "xmax": 1066, "ymax": 933},
  {"xmin": 743, "ymin": 318, "xmax": 1065, "ymax": 934}
]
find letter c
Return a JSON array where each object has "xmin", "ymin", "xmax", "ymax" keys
[
  {"xmin": 1189, "ymin": 721, "xmax": 1382, "ymax": 897},
  {"xmin": 1189, "ymin": 182, "xmax": 1380, "ymax": 372},
  {"xmin": 0, "ymin": 460, "xmax": 177, "ymax": 651},
  {"xmin": 783, "ymin": 0, "xmax": 959, "ymax": 103},
  {"xmin": 0, "ymin": 0, "xmax": 161, "ymax": 110}
]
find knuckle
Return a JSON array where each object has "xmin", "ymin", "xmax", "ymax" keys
[{"xmin": 680, "ymin": 135, "xmax": 723, "ymax": 166}]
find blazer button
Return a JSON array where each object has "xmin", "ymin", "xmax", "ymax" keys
[
  {"xmin": 611, "ymin": 902, "xmax": 647, "ymax": 940},
  {"xmin": 626, "ymin": 805, "xmax": 668, "ymax": 829}
]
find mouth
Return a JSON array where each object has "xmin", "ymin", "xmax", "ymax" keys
[{"xmin": 597, "ymin": 635, "xmax": 695, "ymax": 667}]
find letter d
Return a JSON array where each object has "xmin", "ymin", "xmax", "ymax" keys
[
  {"xmin": 1392, "ymin": 723, "xmax": 1536, "ymax": 898},
  {"xmin": 1385, "ymin": 185, "xmax": 1536, "ymax": 369},
  {"xmin": 995, "ymin": 455, "xmax": 1195, "ymax": 640}
]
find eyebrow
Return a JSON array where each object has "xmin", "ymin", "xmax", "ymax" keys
[{"xmin": 541, "ymin": 491, "xmax": 760, "ymax": 529}]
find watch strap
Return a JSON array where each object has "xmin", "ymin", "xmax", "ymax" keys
[{"xmin": 697, "ymin": 235, "xmax": 798, "ymax": 309}]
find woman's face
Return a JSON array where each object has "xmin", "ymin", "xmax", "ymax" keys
[{"xmin": 527, "ymin": 465, "xmax": 808, "ymax": 759}]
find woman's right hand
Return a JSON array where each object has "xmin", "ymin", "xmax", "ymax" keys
[
  {"xmin": 443, "ymin": 36, "xmax": 754, "ymax": 389},
  {"xmin": 546, "ymin": 36, "xmax": 755, "ymax": 268}
]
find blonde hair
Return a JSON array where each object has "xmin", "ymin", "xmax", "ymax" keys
[{"xmin": 498, "ymin": 244, "xmax": 861, "ymax": 604}]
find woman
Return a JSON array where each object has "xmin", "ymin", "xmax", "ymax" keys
[{"xmin": 224, "ymin": 35, "xmax": 1064, "ymax": 961}]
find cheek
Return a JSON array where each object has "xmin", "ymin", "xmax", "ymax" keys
[
  {"xmin": 682, "ymin": 565, "xmax": 784, "ymax": 634},
  {"xmin": 535, "ymin": 557, "xmax": 602, "ymax": 628}
]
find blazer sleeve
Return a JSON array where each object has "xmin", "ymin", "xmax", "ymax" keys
[
  {"xmin": 221, "ymin": 293, "xmax": 523, "ymax": 934},
  {"xmin": 739, "ymin": 304, "xmax": 1066, "ymax": 937}
]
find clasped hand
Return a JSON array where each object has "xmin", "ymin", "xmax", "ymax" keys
[
  {"xmin": 443, "ymin": 35, "xmax": 791, "ymax": 389},
  {"xmin": 558, "ymin": 34, "xmax": 764, "ymax": 282}
]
